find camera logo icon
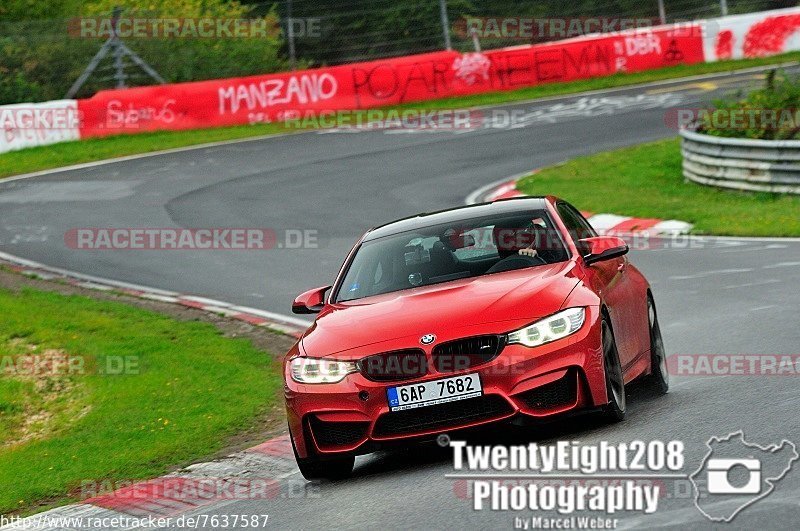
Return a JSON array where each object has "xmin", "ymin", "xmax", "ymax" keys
[
  {"xmin": 690, "ymin": 431, "xmax": 798, "ymax": 522},
  {"xmin": 706, "ymin": 458, "xmax": 761, "ymax": 494}
]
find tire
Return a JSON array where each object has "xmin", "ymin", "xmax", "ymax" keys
[
  {"xmin": 291, "ymin": 430, "xmax": 355, "ymax": 481},
  {"xmin": 601, "ymin": 318, "xmax": 626, "ymax": 422},
  {"xmin": 645, "ymin": 295, "xmax": 669, "ymax": 395}
]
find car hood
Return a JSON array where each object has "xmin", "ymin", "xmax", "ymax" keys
[{"xmin": 301, "ymin": 261, "xmax": 582, "ymax": 357}]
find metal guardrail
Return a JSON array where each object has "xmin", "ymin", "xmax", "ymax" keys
[{"xmin": 680, "ymin": 129, "xmax": 800, "ymax": 195}]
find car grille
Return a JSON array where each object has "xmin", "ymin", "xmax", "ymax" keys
[
  {"xmin": 358, "ymin": 349, "xmax": 428, "ymax": 382},
  {"xmin": 517, "ymin": 372, "xmax": 576, "ymax": 410},
  {"xmin": 372, "ymin": 395, "xmax": 513, "ymax": 437},
  {"xmin": 432, "ymin": 335, "xmax": 505, "ymax": 372},
  {"xmin": 308, "ymin": 416, "xmax": 369, "ymax": 448}
]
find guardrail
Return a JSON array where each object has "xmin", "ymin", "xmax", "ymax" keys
[{"xmin": 680, "ymin": 128, "xmax": 800, "ymax": 195}]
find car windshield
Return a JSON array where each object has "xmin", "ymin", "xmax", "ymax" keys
[{"xmin": 335, "ymin": 210, "xmax": 569, "ymax": 303}]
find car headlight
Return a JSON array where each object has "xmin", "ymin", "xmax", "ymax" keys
[
  {"xmin": 507, "ymin": 307, "xmax": 586, "ymax": 347},
  {"xmin": 290, "ymin": 357, "xmax": 358, "ymax": 384}
]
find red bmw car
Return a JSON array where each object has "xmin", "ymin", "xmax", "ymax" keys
[{"xmin": 284, "ymin": 196, "xmax": 669, "ymax": 480}]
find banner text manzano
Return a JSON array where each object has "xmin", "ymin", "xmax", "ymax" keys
[{"xmin": 75, "ymin": 24, "xmax": 704, "ymax": 137}]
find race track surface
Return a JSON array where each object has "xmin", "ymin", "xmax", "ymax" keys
[{"xmin": 1, "ymin": 68, "xmax": 799, "ymax": 529}]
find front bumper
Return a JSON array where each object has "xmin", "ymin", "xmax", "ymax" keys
[{"xmin": 285, "ymin": 307, "xmax": 606, "ymax": 458}]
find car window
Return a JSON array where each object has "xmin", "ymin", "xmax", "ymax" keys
[
  {"xmin": 557, "ymin": 202, "xmax": 597, "ymax": 242},
  {"xmin": 335, "ymin": 210, "xmax": 569, "ymax": 302},
  {"xmin": 453, "ymin": 226, "xmax": 498, "ymax": 261}
]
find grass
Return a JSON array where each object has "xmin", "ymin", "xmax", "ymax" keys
[
  {"xmin": 0, "ymin": 287, "xmax": 282, "ymax": 515},
  {"xmin": 2, "ymin": 52, "xmax": 800, "ymax": 179},
  {"xmin": 516, "ymin": 138, "xmax": 800, "ymax": 237}
]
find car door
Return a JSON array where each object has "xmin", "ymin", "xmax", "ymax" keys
[{"xmin": 557, "ymin": 202, "xmax": 640, "ymax": 368}]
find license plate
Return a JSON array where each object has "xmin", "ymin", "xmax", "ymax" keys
[{"xmin": 386, "ymin": 373, "xmax": 482, "ymax": 412}]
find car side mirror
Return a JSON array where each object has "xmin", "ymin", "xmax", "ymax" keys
[
  {"xmin": 292, "ymin": 285, "xmax": 331, "ymax": 314},
  {"xmin": 579, "ymin": 236, "xmax": 629, "ymax": 265}
]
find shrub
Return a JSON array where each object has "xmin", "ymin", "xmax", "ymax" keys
[{"xmin": 697, "ymin": 70, "xmax": 800, "ymax": 140}]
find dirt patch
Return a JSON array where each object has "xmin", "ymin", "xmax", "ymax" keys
[{"xmin": 0, "ymin": 345, "xmax": 90, "ymax": 448}]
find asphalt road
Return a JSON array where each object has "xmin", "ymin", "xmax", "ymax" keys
[{"xmin": 1, "ymin": 67, "xmax": 799, "ymax": 529}]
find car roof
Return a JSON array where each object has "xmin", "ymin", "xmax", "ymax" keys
[{"xmin": 363, "ymin": 196, "xmax": 556, "ymax": 241}]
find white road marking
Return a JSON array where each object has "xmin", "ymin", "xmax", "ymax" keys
[
  {"xmin": 751, "ymin": 305, "xmax": 777, "ymax": 311},
  {"xmin": 669, "ymin": 268, "xmax": 754, "ymax": 280},
  {"xmin": 722, "ymin": 278, "xmax": 781, "ymax": 289},
  {"xmin": 720, "ymin": 243, "xmax": 791, "ymax": 254},
  {"xmin": 763, "ymin": 261, "xmax": 800, "ymax": 269}
]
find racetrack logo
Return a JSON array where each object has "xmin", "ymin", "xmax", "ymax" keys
[
  {"xmin": 0, "ymin": 106, "xmax": 81, "ymax": 131},
  {"xmin": 452, "ymin": 17, "xmax": 662, "ymax": 42},
  {"xmin": 0, "ymin": 353, "xmax": 139, "ymax": 376},
  {"xmin": 666, "ymin": 108, "xmax": 800, "ymax": 131},
  {"xmin": 64, "ymin": 228, "xmax": 318, "ymax": 250},
  {"xmin": 68, "ymin": 17, "xmax": 294, "ymax": 39},
  {"xmin": 283, "ymin": 109, "xmax": 481, "ymax": 132},
  {"xmin": 79, "ymin": 477, "xmax": 310, "ymax": 501},
  {"xmin": 689, "ymin": 431, "xmax": 798, "ymax": 522},
  {"xmin": 668, "ymin": 354, "xmax": 800, "ymax": 376}
]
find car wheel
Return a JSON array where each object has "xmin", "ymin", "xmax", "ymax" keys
[
  {"xmin": 601, "ymin": 318, "xmax": 626, "ymax": 422},
  {"xmin": 645, "ymin": 295, "xmax": 669, "ymax": 394},
  {"xmin": 291, "ymin": 429, "xmax": 355, "ymax": 481}
]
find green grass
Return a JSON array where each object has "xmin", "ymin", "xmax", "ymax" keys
[
  {"xmin": 2, "ymin": 52, "xmax": 800, "ymax": 179},
  {"xmin": 516, "ymin": 138, "xmax": 800, "ymax": 237},
  {"xmin": 0, "ymin": 287, "xmax": 282, "ymax": 515}
]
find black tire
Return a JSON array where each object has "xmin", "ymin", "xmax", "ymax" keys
[
  {"xmin": 645, "ymin": 295, "xmax": 669, "ymax": 395},
  {"xmin": 291, "ymin": 430, "xmax": 355, "ymax": 481},
  {"xmin": 601, "ymin": 318, "xmax": 626, "ymax": 422}
]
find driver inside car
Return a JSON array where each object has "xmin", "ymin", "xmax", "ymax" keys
[{"xmin": 494, "ymin": 218, "xmax": 548, "ymax": 258}]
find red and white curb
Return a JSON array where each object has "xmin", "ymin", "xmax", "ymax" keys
[
  {"xmin": 0, "ymin": 251, "xmax": 311, "ymax": 338},
  {"xmin": 1, "ymin": 436, "xmax": 301, "ymax": 530},
  {"xmin": 469, "ymin": 174, "xmax": 694, "ymax": 236}
]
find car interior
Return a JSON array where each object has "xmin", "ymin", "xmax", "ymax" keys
[{"xmin": 337, "ymin": 212, "xmax": 570, "ymax": 302}]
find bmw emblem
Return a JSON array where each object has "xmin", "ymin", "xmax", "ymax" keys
[{"xmin": 420, "ymin": 334, "xmax": 436, "ymax": 345}]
